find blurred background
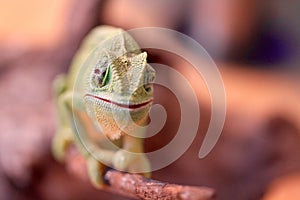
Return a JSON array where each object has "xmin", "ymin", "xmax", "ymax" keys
[{"xmin": 0, "ymin": 0, "xmax": 300, "ymax": 200}]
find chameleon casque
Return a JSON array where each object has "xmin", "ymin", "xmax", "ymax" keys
[{"xmin": 52, "ymin": 26, "xmax": 155, "ymax": 187}]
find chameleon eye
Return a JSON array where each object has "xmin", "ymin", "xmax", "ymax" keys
[
  {"xmin": 98, "ymin": 68, "xmax": 108, "ymax": 85},
  {"xmin": 91, "ymin": 59, "xmax": 110, "ymax": 88},
  {"xmin": 92, "ymin": 67, "xmax": 108, "ymax": 88}
]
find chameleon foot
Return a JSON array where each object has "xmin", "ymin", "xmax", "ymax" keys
[
  {"xmin": 87, "ymin": 156, "xmax": 105, "ymax": 188},
  {"xmin": 112, "ymin": 150, "xmax": 151, "ymax": 177},
  {"xmin": 52, "ymin": 127, "xmax": 73, "ymax": 161},
  {"xmin": 128, "ymin": 154, "xmax": 151, "ymax": 178}
]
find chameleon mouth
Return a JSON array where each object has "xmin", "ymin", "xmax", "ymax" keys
[{"xmin": 84, "ymin": 94, "xmax": 153, "ymax": 110}]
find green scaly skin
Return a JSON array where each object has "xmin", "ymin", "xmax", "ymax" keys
[{"xmin": 52, "ymin": 26, "xmax": 155, "ymax": 188}]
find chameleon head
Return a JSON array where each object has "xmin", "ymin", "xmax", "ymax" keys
[{"xmin": 84, "ymin": 39, "xmax": 155, "ymax": 140}]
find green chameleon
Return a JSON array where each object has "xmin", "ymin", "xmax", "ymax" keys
[{"xmin": 52, "ymin": 26, "xmax": 155, "ymax": 188}]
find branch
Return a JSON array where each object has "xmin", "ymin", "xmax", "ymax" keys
[
  {"xmin": 65, "ymin": 145, "xmax": 215, "ymax": 200},
  {"xmin": 105, "ymin": 171, "xmax": 215, "ymax": 200}
]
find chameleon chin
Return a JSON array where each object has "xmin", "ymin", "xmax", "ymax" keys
[{"xmin": 51, "ymin": 25, "xmax": 155, "ymax": 188}]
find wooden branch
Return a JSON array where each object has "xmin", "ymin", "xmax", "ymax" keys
[
  {"xmin": 105, "ymin": 171, "xmax": 215, "ymax": 200},
  {"xmin": 65, "ymin": 145, "xmax": 215, "ymax": 200}
]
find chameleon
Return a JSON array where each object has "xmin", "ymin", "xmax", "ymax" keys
[{"xmin": 52, "ymin": 26, "xmax": 155, "ymax": 188}]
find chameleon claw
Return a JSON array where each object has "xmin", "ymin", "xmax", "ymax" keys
[{"xmin": 87, "ymin": 156, "xmax": 105, "ymax": 188}]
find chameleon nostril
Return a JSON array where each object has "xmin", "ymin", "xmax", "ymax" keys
[{"xmin": 144, "ymin": 84, "xmax": 152, "ymax": 93}]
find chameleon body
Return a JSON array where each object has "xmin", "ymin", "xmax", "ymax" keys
[{"xmin": 52, "ymin": 26, "xmax": 155, "ymax": 187}]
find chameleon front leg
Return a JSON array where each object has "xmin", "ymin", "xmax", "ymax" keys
[
  {"xmin": 52, "ymin": 75, "xmax": 73, "ymax": 161},
  {"xmin": 113, "ymin": 133, "xmax": 151, "ymax": 177},
  {"xmin": 52, "ymin": 76, "xmax": 114, "ymax": 187},
  {"xmin": 52, "ymin": 93, "xmax": 114, "ymax": 187},
  {"xmin": 73, "ymin": 110, "xmax": 117, "ymax": 188}
]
